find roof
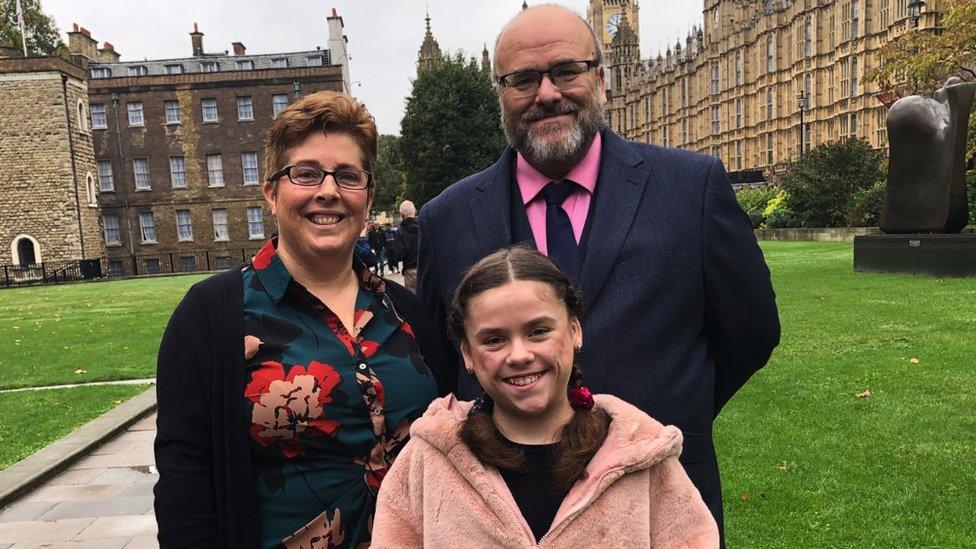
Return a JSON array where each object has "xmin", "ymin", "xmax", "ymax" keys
[{"xmin": 87, "ymin": 49, "xmax": 335, "ymax": 78}]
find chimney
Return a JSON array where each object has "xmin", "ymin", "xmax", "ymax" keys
[
  {"xmin": 67, "ymin": 23, "xmax": 99, "ymax": 60},
  {"xmin": 190, "ymin": 23, "xmax": 204, "ymax": 57},
  {"xmin": 232, "ymin": 42, "xmax": 246, "ymax": 56},
  {"xmin": 98, "ymin": 42, "xmax": 121, "ymax": 62}
]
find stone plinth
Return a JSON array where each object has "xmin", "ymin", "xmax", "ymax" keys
[{"xmin": 853, "ymin": 234, "xmax": 976, "ymax": 277}]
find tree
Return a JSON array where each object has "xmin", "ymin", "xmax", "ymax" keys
[
  {"xmin": 399, "ymin": 52, "xmax": 506, "ymax": 208},
  {"xmin": 0, "ymin": 0, "xmax": 67, "ymax": 57},
  {"xmin": 372, "ymin": 134, "xmax": 406, "ymax": 215},
  {"xmin": 777, "ymin": 138, "xmax": 886, "ymax": 228}
]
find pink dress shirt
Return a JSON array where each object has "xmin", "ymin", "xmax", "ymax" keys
[{"xmin": 514, "ymin": 133, "xmax": 603, "ymax": 256}]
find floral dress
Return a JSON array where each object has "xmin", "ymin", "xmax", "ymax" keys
[{"xmin": 242, "ymin": 238, "xmax": 438, "ymax": 548}]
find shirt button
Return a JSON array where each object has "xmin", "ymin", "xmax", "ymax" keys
[{"xmin": 357, "ymin": 362, "xmax": 368, "ymax": 371}]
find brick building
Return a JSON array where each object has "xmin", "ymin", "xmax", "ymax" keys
[
  {"xmin": 594, "ymin": 0, "xmax": 943, "ymax": 180},
  {"xmin": 0, "ymin": 55, "xmax": 104, "ymax": 271},
  {"xmin": 70, "ymin": 11, "xmax": 351, "ymax": 275}
]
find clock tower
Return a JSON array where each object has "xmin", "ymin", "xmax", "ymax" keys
[{"xmin": 587, "ymin": 0, "xmax": 639, "ymax": 55}]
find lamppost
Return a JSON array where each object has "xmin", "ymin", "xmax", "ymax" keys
[
  {"xmin": 908, "ymin": 0, "xmax": 925, "ymax": 29},
  {"xmin": 797, "ymin": 91, "xmax": 808, "ymax": 159}
]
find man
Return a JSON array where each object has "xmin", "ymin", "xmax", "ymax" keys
[
  {"xmin": 391, "ymin": 200, "xmax": 420, "ymax": 291},
  {"xmin": 368, "ymin": 222, "xmax": 386, "ymax": 276},
  {"xmin": 417, "ymin": 4, "xmax": 780, "ymax": 536},
  {"xmin": 383, "ymin": 224, "xmax": 399, "ymax": 274}
]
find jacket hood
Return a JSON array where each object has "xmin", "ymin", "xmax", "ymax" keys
[
  {"xmin": 410, "ymin": 393, "xmax": 683, "ymax": 481},
  {"xmin": 400, "ymin": 217, "xmax": 419, "ymax": 233}
]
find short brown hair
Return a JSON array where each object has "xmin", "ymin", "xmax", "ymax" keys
[{"xmin": 263, "ymin": 91, "xmax": 377, "ymax": 193}]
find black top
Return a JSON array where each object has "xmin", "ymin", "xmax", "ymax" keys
[{"xmin": 498, "ymin": 440, "xmax": 569, "ymax": 542}]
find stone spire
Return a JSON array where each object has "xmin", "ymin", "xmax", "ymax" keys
[
  {"xmin": 481, "ymin": 44, "xmax": 491, "ymax": 76},
  {"xmin": 417, "ymin": 10, "xmax": 443, "ymax": 73}
]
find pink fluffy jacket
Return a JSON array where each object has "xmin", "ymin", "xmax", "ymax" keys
[{"xmin": 372, "ymin": 394, "xmax": 719, "ymax": 548}]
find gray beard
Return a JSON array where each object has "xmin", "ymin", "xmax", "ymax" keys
[{"xmin": 502, "ymin": 100, "xmax": 608, "ymax": 168}]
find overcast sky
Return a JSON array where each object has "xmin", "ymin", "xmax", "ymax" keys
[{"xmin": 42, "ymin": 1, "xmax": 703, "ymax": 135}]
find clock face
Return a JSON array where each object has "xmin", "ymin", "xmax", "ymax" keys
[{"xmin": 606, "ymin": 13, "xmax": 623, "ymax": 37}]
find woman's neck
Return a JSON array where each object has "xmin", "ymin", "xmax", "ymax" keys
[
  {"xmin": 492, "ymin": 402, "xmax": 575, "ymax": 445},
  {"xmin": 276, "ymin": 242, "xmax": 354, "ymax": 292}
]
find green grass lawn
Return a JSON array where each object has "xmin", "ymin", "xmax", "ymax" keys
[
  {"xmin": 0, "ymin": 274, "xmax": 206, "ymax": 390},
  {"xmin": 0, "ymin": 384, "xmax": 151, "ymax": 470},
  {"xmin": 718, "ymin": 242, "xmax": 976, "ymax": 547}
]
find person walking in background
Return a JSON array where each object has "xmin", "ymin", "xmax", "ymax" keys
[
  {"xmin": 391, "ymin": 200, "xmax": 420, "ymax": 292},
  {"xmin": 368, "ymin": 221, "xmax": 386, "ymax": 276},
  {"xmin": 383, "ymin": 224, "xmax": 399, "ymax": 274},
  {"xmin": 416, "ymin": 4, "xmax": 780, "ymax": 537}
]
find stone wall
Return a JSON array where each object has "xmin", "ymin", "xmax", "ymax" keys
[
  {"xmin": 754, "ymin": 227, "xmax": 882, "ymax": 243},
  {"xmin": 0, "ymin": 58, "xmax": 105, "ymax": 265}
]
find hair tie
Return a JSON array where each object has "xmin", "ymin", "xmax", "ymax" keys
[{"xmin": 569, "ymin": 386, "xmax": 594, "ymax": 411}]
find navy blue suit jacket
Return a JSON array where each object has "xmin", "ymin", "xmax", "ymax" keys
[{"xmin": 417, "ymin": 130, "xmax": 780, "ymax": 533}]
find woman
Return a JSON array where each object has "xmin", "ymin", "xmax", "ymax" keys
[
  {"xmin": 154, "ymin": 91, "xmax": 448, "ymax": 548},
  {"xmin": 372, "ymin": 247, "xmax": 718, "ymax": 547}
]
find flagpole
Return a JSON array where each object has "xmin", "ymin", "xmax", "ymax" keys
[{"xmin": 16, "ymin": 0, "xmax": 28, "ymax": 57}]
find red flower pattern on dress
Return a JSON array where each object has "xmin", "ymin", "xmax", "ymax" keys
[
  {"xmin": 359, "ymin": 339, "xmax": 379, "ymax": 358},
  {"xmin": 355, "ymin": 418, "xmax": 411, "ymax": 490},
  {"xmin": 252, "ymin": 240, "xmax": 277, "ymax": 270},
  {"xmin": 283, "ymin": 507, "xmax": 346, "ymax": 548},
  {"xmin": 400, "ymin": 321, "xmax": 415, "ymax": 339},
  {"xmin": 245, "ymin": 360, "xmax": 343, "ymax": 457}
]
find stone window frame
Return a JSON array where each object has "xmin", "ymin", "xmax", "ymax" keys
[
  {"xmin": 10, "ymin": 234, "xmax": 42, "ymax": 266},
  {"xmin": 164, "ymin": 100, "xmax": 181, "ymax": 124},
  {"xmin": 207, "ymin": 154, "xmax": 225, "ymax": 187},
  {"xmin": 90, "ymin": 67, "xmax": 111, "ymax": 78},
  {"xmin": 271, "ymin": 58, "xmax": 288, "ymax": 69},
  {"xmin": 247, "ymin": 206, "xmax": 265, "ymax": 240},
  {"xmin": 237, "ymin": 96, "xmax": 254, "ymax": 121},
  {"xmin": 242, "ymin": 152, "xmax": 260, "ymax": 185},
  {"xmin": 97, "ymin": 160, "xmax": 115, "ymax": 192},
  {"xmin": 175, "ymin": 210, "xmax": 194, "ymax": 242},
  {"xmin": 212, "ymin": 209, "xmax": 230, "ymax": 242},
  {"xmin": 138, "ymin": 212, "xmax": 157, "ymax": 244},
  {"xmin": 170, "ymin": 156, "xmax": 188, "ymax": 189},
  {"xmin": 200, "ymin": 61, "xmax": 220, "ymax": 73},
  {"xmin": 133, "ymin": 158, "xmax": 151, "ymax": 190},
  {"xmin": 165, "ymin": 64, "xmax": 185, "ymax": 75},
  {"xmin": 77, "ymin": 100, "xmax": 90, "ymax": 135},
  {"xmin": 850, "ymin": 56, "xmax": 858, "ymax": 97},
  {"xmin": 127, "ymin": 102, "xmax": 144, "ymax": 127},
  {"xmin": 86, "ymin": 173, "xmax": 97, "ymax": 207},
  {"xmin": 128, "ymin": 65, "xmax": 149, "ymax": 77},
  {"xmin": 710, "ymin": 105, "xmax": 720, "ymax": 135},
  {"xmin": 201, "ymin": 98, "xmax": 219, "ymax": 123},
  {"xmin": 91, "ymin": 103, "xmax": 108, "ymax": 129},
  {"xmin": 306, "ymin": 55, "xmax": 323, "ymax": 67},
  {"xmin": 236, "ymin": 59, "xmax": 254, "ymax": 71},
  {"xmin": 102, "ymin": 214, "xmax": 121, "ymax": 247}
]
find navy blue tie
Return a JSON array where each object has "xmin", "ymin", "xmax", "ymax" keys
[{"xmin": 542, "ymin": 180, "xmax": 578, "ymax": 274}]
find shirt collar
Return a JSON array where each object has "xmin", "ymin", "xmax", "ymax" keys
[
  {"xmin": 515, "ymin": 131, "xmax": 602, "ymax": 205},
  {"xmin": 250, "ymin": 236, "xmax": 387, "ymax": 304}
]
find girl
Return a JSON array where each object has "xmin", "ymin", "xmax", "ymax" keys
[{"xmin": 372, "ymin": 246, "xmax": 717, "ymax": 547}]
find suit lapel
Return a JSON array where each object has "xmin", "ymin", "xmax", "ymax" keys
[
  {"xmin": 578, "ymin": 131, "xmax": 652, "ymax": 307},
  {"xmin": 468, "ymin": 149, "xmax": 517, "ymax": 257}
]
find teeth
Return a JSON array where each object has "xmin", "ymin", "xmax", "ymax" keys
[
  {"xmin": 505, "ymin": 373, "xmax": 543, "ymax": 386},
  {"xmin": 309, "ymin": 214, "xmax": 340, "ymax": 225}
]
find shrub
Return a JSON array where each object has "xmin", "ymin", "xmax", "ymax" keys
[
  {"xmin": 735, "ymin": 187, "xmax": 778, "ymax": 228},
  {"xmin": 847, "ymin": 180, "xmax": 887, "ymax": 227},
  {"xmin": 763, "ymin": 190, "xmax": 796, "ymax": 228},
  {"xmin": 968, "ymin": 170, "xmax": 976, "ymax": 227}
]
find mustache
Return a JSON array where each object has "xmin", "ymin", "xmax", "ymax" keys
[{"xmin": 522, "ymin": 102, "xmax": 580, "ymax": 122}]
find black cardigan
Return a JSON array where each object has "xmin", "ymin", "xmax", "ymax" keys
[{"xmin": 153, "ymin": 268, "xmax": 451, "ymax": 548}]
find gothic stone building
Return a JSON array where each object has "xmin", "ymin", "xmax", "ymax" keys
[
  {"xmin": 71, "ymin": 11, "xmax": 351, "ymax": 275},
  {"xmin": 0, "ymin": 55, "xmax": 103, "ymax": 271},
  {"xmin": 595, "ymin": 0, "xmax": 943, "ymax": 179}
]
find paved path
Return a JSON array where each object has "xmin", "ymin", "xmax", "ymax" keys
[{"xmin": 0, "ymin": 414, "xmax": 158, "ymax": 548}]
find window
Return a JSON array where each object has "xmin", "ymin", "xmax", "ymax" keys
[
  {"xmin": 212, "ymin": 209, "xmax": 229, "ymax": 241},
  {"xmin": 804, "ymin": 18, "xmax": 813, "ymax": 57},
  {"xmin": 207, "ymin": 154, "xmax": 224, "ymax": 187},
  {"xmin": 133, "ymin": 158, "xmax": 150, "ymax": 190},
  {"xmin": 804, "ymin": 123, "xmax": 812, "ymax": 152},
  {"xmin": 710, "ymin": 64, "xmax": 719, "ymax": 94},
  {"xmin": 735, "ymin": 51, "xmax": 743, "ymax": 86},
  {"xmin": 735, "ymin": 98, "xmax": 743, "ymax": 129},
  {"xmin": 180, "ymin": 255, "xmax": 198, "ymax": 272},
  {"xmin": 271, "ymin": 57, "xmax": 288, "ymax": 68},
  {"xmin": 200, "ymin": 61, "xmax": 219, "ymax": 72},
  {"xmin": 90, "ymin": 104, "xmax": 107, "ymax": 129},
  {"xmin": 176, "ymin": 210, "xmax": 193, "ymax": 241},
  {"xmin": 805, "ymin": 73, "xmax": 813, "ymax": 107},
  {"xmin": 237, "ymin": 59, "xmax": 254, "ymax": 70},
  {"xmin": 849, "ymin": 112, "xmax": 858, "ymax": 137},
  {"xmin": 77, "ymin": 101, "xmax": 88, "ymax": 133},
  {"xmin": 144, "ymin": 258, "xmax": 160, "ymax": 274},
  {"xmin": 202, "ymin": 98, "xmax": 218, "ymax": 122},
  {"xmin": 86, "ymin": 174, "xmax": 97, "ymax": 206},
  {"xmin": 215, "ymin": 256, "xmax": 234, "ymax": 270},
  {"xmin": 881, "ymin": 0, "xmax": 890, "ymax": 27},
  {"xmin": 102, "ymin": 215, "xmax": 121, "ymax": 246},
  {"xmin": 711, "ymin": 106, "xmax": 720, "ymax": 134},
  {"xmin": 237, "ymin": 96, "xmax": 254, "ymax": 120},
  {"xmin": 851, "ymin": 0, "xmax": 860, "ymax": 39},
  {"xmin": 841, "ymin": 59, "xmax": 850, "ymax": 98},
  {"xmin": 306, "ymin": 55, "xmax": 323, "ymax": 66},
  {"xmin": 108, "ymin": 259, "xmax": 124, "ymax": 276},
  {"xmin": 127, "ymin": 102, "xmax": 144, "ymax": 126},
  {"xmin": 128, "ymin": 65, "xmax": 148, "ymax": 76},
  {"xmin": 97, "ymin": 161, "xmax": 114, "ymax": 191},
  {"xmin": 242, "ymin": 152, "xmax": 260, "ymax": 185},
  {"xmin": 139, "ymin": 212, "xmax": 156, "ymax": 243},
  {"xmin": 850, "ymin": 56, "xmax": 858, "ymax": 96},
  {"xmin": 164, "ymin": 100, "xmax": 181, "ymax": 124},
  {"xmin": 766, "ymin": 37, "xmax": 775, "ymax": 73},
  {"xmin": 272, "ymin": 94, "xmax": 289, "ymax": 116},
  {"xmin": 766, "ymin": 87, "xmax": 774, "ymax": 120},
  {"xmin": 90, "ymin": 67, "xmax": 111, "ymax": 78},
  {"xmin": 247, "ymin": 206, "xmax": 265, "ymax": 239},
  {"xmin": 735, "ymin": 141, "xmax": 743, "ymax": 170},
  {"xmin": 165, "ymin": 64, "xmax": 184, "ymax": 75},
  {"xmin": 170, "ymin": 156, "xmax": 187, "ymax": 188},
  {"xmin": 767, "ymin": 133, "xmax": 775, "ymax": 165}
]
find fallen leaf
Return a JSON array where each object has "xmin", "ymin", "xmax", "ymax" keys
[
  {"xmin": 74, "ymin": 368, "xmax": 87, "ymax": 375},
  {"xmin": 856, "ymin": 390, "xmax": 872, "ymax": 398},
  {"xmin": 740, "ymin": 492, "xmax": 749, "ymax": 501},
  {"xmin": 777, "ymin": 462, "xmax": 790, "ymax": 473},
  {"xmin": 909, "ymin": 357, "xmax": 920, "ymax": 365},
  {"xmin": 114, "ymin": 400, "xmax": 123, "ymax": 404}
]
